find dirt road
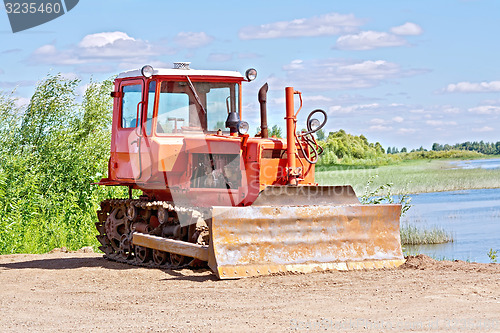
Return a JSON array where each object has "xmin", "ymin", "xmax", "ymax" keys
[{"xmin": 0, "ymin": 251, "xmax": 498, "ymax": 332}]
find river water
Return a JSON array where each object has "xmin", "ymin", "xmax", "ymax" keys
[{"xmin": 402, "ymin": 159, "xmax": 500, "ymax": 263}]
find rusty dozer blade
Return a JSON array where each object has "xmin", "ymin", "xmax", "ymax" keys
[{"xmin": 208, "ymin": 186, "xmax": 405, "ymax": 279}]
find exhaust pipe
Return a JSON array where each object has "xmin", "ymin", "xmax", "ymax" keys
[{"xmin": 258, "ymin": 83, "xmax": 269, "ymax": 138}]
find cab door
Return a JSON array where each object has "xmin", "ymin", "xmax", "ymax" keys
[{"xmin": 115, "ymin": 79, "xmax": 146, "ymax": 180}]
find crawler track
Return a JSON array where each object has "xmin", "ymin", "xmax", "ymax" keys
[{"xmin": 95, "ymin": 199, "xmax": 209, "ymax": 269}]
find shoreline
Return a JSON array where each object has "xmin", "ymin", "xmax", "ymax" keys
[{"xmin": 316, "ymin": 157, "xmax": 500, "ymax": 196}]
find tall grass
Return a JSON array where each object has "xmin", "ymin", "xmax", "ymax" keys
[
  {"xmin": 0, "ymin": 75, "xmax": 126, "ymax": 254},
  {"xmin": 400, "ymin": 224, "xmax": 454, "ymax": 245}
]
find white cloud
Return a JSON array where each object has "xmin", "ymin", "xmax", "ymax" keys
[
  {"xmin": 0, "ymin": 68, "xmax": 4, "ymax": 75},
  {"xmin": 77, "ymin": 83, "xmax": 92, "ymax": 97},
  {"xmin": 336, "ymin": 31, "xmax": 407, "ymax": 50},
  {"xmin": 238, "ymin": 52, "xmax": 261, "ymax": 59},
  {"xmin": 426, "ymin": 120, "xmax": 458, "ymax": 126},
  {"xmin": 303, "ymin": 95, "xmax": 333, "ymax": 102},
  {"xmin": 76, "ymin": 64, "xmax": 116, "ymax": 73},
  {"xmin": 208, "ymin": 53, "xmax": 234, "ymax": 62},
  {"xmin": 58, "ymin": 72, "xmax": 80, "ymax": 81},
  {"xmin": 390, "ymin": 22, "xmax": 423, "ymax": 36},
  {"xmin": 369, "ymin": 125, "xmax": 393, "ymax": 131},
  {"xmin": 329, "ymin": 103, "xmax": 380, "ymax": 114},
  {"xmin": 239, "ymin": 12, "xmax": 363, "ymax": 40},
  {"xmin": 78, "ymin": 31, "xmax": 134, "ymax": 48},
  {"xmin": 370, "ymin": 118, "xmax": 387, "ymax": 125},
  {"xmin": 0, "ymin": 80, "xmax": 36, "ymax": 89},
  {"xmin": 468, "ymin": 105, "xmax": 500, "ymax": 114},
  {"xmin": 472, "ymin": 126, "xmax": 494, "ymax": 132},
  {"xmin": 283, "ymin": 59, "xmax": 305, "ymax": 71},
  {"xmin": 1, "ymin": 49, "xmax": 22, "ymax": 54},
  {"xmin": 409, "ymin": 109, "xmax": 426, "ymax": 114},
  {"xmin": 338, "ymin": 60, "xmax": 400, "ymax": 77},
  {"xmin": 174, "ymin": 32, "xmax": 214, "ymax": 48},
  {"xmin": 14, "ymin": 96, "xmax": 30, "ymax": 108},
  {"xmin": 443, "ymin": 107, "xmax": 461, "ymax": 114},
  {"xmin": 280, "ymin": 58, "xmax": 424, "ymax": 91},
  {"xmin": 444, "ymin": 81, "xmax": 500, "ymax": 93},
  {"xmin": 397, "ymin": 128, "xmax": 416, "ymax": 134},
  {"xmin": 79, "ymin": 33, "xmax": 159, "ymax": 59},
  {"xmin": 271, "ymin": 94, "xmax": 333, "ymax": 105},
  {"xmin": 479, "ymin": 98, "xmax": 500, "ymax": 105},
  {"xmin": 369, "ymin": 116, "xmax": 403, "ymax": 126},
  {"xmin": 28, "ymin": 31, "xmax": 174, "ymax": 69}
]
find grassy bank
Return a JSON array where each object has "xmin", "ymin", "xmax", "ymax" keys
[{"xmin": 316, "ymin": 158, "xmax": 500, "ymax": 195}]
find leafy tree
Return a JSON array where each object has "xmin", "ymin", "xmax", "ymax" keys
[
  {"xmin": 317, "ymin": 129, "xmax": 391, "ymax": 166},
  {"xmin": 316, "ymin": 128, "xmax": 325, "ymax": 141},
  {"xmin": 269, "ymin": 124, "xmax": 283, "ymax": 138},
  {"xmin": 432, "ymin": 143, "xmax": 442, "ymax": 151},
  {"xmin": 213, "ymin": 121, "xmax": 225, "ymax": 131},
  {"xmin": 254, "ymin": 126, "xmax": 261, "ymax": 136},
  {"xmin": 0, "ymin": 74, "xmax": 125, "ymax": 254}
]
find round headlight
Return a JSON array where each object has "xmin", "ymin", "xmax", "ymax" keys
[
  {"xmin": 141, "ymin": 65, "xmax": 154, "ymax": 78},
  {"xmin": 237, "ymin": 121, "xmax": 249, "ymax": 135},
  {"xmin": 308, "ymin": 118, "xmax": 321, "ymax": 131},
  {"xmin": 245, "ymin": 68, "xmax": 257, "ymax": 81}
]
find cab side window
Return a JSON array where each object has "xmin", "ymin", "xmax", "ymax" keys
[{"xmin": 121, "ymin": 84, "xmax": 143, "ymax": 128}]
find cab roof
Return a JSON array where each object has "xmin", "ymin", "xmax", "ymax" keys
[{"xmin": 117, "ymin": 67, "xmax": 245, "ymax": 79}]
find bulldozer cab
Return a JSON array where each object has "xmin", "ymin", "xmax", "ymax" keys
[
  {"xmin": 116, "ymin": 69, "xmax": 242, "ymax": 138},
  {"xmin": 108, "ymin": 64, "xmax": 247, "ymax": 183}
]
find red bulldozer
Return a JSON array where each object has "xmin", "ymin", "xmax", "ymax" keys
[{"xmin": 95, "ymin": 62, "xmax": 404, "ymax": 279}]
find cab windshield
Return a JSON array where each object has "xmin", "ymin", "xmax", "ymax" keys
[{"xmin": 151, "ymin": 80, "xmax": 239, "ymax": 135}]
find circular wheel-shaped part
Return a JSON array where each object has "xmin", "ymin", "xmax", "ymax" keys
[
  {"xmin": 152, "ymin": 250, "xmax": 169, "ymax": 265},
  {"xmin": 118, "ymin": 234, "xmax": 133, "ymax": 260},
  {"xmin": 114, "ymin": 205, "xmax": 127, "ymax": 220},
  {"xmin": 157, "ymin": 207, "xmax": 168, "ymax": 224},
  {"xmin": 170, "ymin": 253, "xmax": 186, "ymax": 268},
  {"xmin": 135, "ymin": 245, "xmax": 151, "ymax": 264},
  {"xmin": 142, "ymin": 208, "xmax": 152, "ymax": 220},
  {"xmin": 127, "ymin": 204, "xmax": 138, "ymax": 221}
]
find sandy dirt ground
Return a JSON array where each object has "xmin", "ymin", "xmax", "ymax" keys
[{"xmin": 0, "ymin": 250, "xmax": 498, "ymax": 332}]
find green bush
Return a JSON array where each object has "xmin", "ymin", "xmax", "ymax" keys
[
  {"xmin": 0, "ymin": 74, "xmax": 126, "ymax": 254},
  {"xmin": 318, "ymin": 130, "xmax": 394, "ymax": 166}
]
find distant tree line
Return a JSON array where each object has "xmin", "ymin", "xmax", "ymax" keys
[
  {"xmin": 386, "ymin": 141, "xmax": 500, "ymax": 156},
  {"xmin": 431, "ymin": 141, "xmax": 500, "ymax": 155},
  {"xmin": 317, "ymin": 130, "xmax": 487, "ymax": 166}
]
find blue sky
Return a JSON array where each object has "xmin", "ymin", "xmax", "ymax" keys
[{"xmin": 1, "ymin": 0, "xmax": 499, "ymax": 149}]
